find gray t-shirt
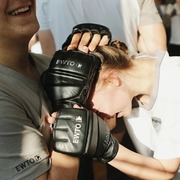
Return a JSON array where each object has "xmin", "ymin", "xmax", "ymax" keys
[{"xmin": 0, "ymin": 53, "xmax": 51, "ymax": 180}]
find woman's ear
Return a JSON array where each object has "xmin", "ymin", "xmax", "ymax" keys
[{"xmin": 107, "ymin": 73, "xmax": 121, "ymax": 87}]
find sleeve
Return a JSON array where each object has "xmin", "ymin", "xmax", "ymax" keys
[
  {"xmin": 0, "ymin": 92, "xmax": 50, "ymax": 180},
  {"xmin": 139, "ymin": 0, "xmax": 163, "ymax": 26},
  {"xmin": 36, "ymin": 0, "xmax": 50, "ymax": 30}
]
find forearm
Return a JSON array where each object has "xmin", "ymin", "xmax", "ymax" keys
[
  {"xmin": 109, "ymin": 144, "xmax": 177, "ymax": 180},
  {"xmin": 109, "ymin": 145, "xmax": 177, "ymax": 180},
  {"xmin": 35, "ymin": 151, "xmax": 79, "ymax": 180},
  {"xmin": 138, "ymin": 23, "xmax": 167, "ymax": 52},
  {"xmin": 37, "ymin": 30, "xmax": 56, "ymax": 57},
  {"xmin": 48, "ymin": 151, "xmax": 79, "ymax": 180}
]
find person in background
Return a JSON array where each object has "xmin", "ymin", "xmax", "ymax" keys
[
  {"xmin": 36, "ymin": 0, "xmax": 167, "ymax": 57},
  {"xmin": 155, "ymin": 0, "xmax": 171, "ymax": 45},
  {"xmin": 166, "ymin": 0, "xmax": 180, "ymax": 56}
]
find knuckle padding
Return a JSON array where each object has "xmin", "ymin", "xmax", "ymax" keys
[
  {"xmin": 72, "ymin": 23, "xmax": 112, "ymax": 39},
  {"xmin": 53, "ymin": 108, "xmax": 95, "ymax": 156},
  {"xmin": 62, "ymin": 23, "xmax": 112, "ymax": 49}
]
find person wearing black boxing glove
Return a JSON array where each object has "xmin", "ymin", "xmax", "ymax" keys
[
  {"xmin": 51, "ymin": 108, "xmax": 119, "ymax": 163},
  {"xmin": 40, "ymin": 25, "xmax": 114, "ymax": 179}
]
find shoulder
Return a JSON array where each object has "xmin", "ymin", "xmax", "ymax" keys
[{"xmin": 30, "ymin": 53, "xmax": 51, "ymax": 72}]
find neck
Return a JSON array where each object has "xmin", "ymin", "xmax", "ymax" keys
[
  {"xmin": 126, "ymin": 58, "xmax": 155, "ymax": 106},
  {"xmin": 0, "ymin": 41, "xmax": 39, "ymax": 81}
]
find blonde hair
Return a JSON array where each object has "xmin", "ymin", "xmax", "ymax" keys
[{"xmin": 90, "ymin": 40, "xmax": 132, "ymax": 72}]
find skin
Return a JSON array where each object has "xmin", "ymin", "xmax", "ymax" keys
[
  {"xmin": 0, "ymin": 0, "xmax": 79, "ymax": 179},
  {"xmin": 37, "ymin": 30, "xmax": 56, "ymax": 56},
  {"xmin": 176, "ymin": 0, "xmax": 180, "ymax": 6},
  {"xmin": 137, "ymin": 23, "xmax": 167, "ymax": 53}
]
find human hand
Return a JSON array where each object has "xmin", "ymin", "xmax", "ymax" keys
[{"xmin": 62, "ymin": 23, "xmax": 112, "ymax": 53}]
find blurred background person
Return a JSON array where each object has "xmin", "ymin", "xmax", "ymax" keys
[
  {"xmin": 166, "ymin": 0, "xmax": 180, "ymax": 56},
  {"xmin": 36, "ymin": 0, "xmax": 167, "ymax": 57},
  {"xmin": 155, "ymin": 0, "xmax": 172, "ymax": 45},
  {"xmin": 156, "ymin": 0, "xmax": 180, "ymax": 56}
]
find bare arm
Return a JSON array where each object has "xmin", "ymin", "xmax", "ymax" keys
[
  {"xmin": 35, "ymin": 151, "xmax": 79, "ymax": 180},
  {"xmin": 138, "ymin": 23, "xmax": 167, "ymax": 52},
  {"xmin": 38, "ymin": 30, "xmax": 56, "ymax": 57},
  {"xmin": 109, "ymin": 144, "xmax": 180, "ymax": 180}
]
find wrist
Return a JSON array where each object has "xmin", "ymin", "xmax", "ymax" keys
[{"xmin": 51, "ymin": 151, "xmax": 80, "ymax": 169}]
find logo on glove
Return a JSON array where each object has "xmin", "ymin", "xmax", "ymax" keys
[
  {"xmin": 73, "ymin": 116, "xmax": 83, "ymax": 144},
  {"xmin": 55, "ymin": 59, "xmax": 83, "ymax": 69}
]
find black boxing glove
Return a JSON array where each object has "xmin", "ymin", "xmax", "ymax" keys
[
  {"xmin": 62, "ymin": 23, "xmax": 112, "ymax": 49},
  {"xmin": 53, "ymin": 108, "xmax": 119, "ymax": 163},
  {"xmin": 41, "ymin": 50, "xmax": 101, "ymax": 111}
]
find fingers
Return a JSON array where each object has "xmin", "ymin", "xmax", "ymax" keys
[
  {"xmin": 46, "ymin": 112, "xmax": 57, "ymax": 124},
  {"xmin": 67, "ymin": 33, "xmax": 82, "ymax": 51},
  {"xmin": 99, "ymin": 35, "xmax": 110, "ymax": 46},
  {"xmin": 46, "ymin": 105, "xmax": 82, "ymax": 124},
  {"xmin": 67, "ymin": 33, "xmax": 110, "ymax": 53},
  {"xmin": 77, "ymin": 32, "xmax": 92, "ymax": 50},
  {"xmin": 88, "ymin": 34, "xmax": 101, "ymax": 51},
  {"xmin": 67, "ymin": 32, "xmax": 91, "ymax": 53},
  {"xmin": 88, "ymin": 34, "xmax": 109, "ymax": 51}
]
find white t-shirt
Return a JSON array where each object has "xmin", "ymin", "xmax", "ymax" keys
[
  {"xmin": 36, "ymin": 0, "xmax": 162, "ymax": 55},
  {"xmin": 124, "ymin": 51, "xmax": 180, "ymax": 179}
]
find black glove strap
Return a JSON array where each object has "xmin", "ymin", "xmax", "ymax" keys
[{"xmin": 72, "ymin": 23, "xmax": 112, "ymax": 39}]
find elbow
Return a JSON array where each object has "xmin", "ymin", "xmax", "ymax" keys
[
  {"xmin": 158, "ymin": 158, "xmax": 180, "ymax": 180},
  {"xmin": 164, "ymin": 168, "xmax": 179, "ymax": 180}
]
